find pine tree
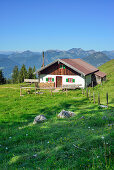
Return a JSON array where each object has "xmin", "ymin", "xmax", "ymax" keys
[
  {"xmin": 12, "ymin": 66, "xmax": 19, "ymax": 83},
  {"xmin": 19, "ymin": 64, "xmax": 27, "ymax": 83},
  {"xmin": 28, "ymin": 67, "xmax": 34, "ymax": 79},
  {"xmin": 33, "ymin": 66, "xmax": 36, "ymax": 79},
  {"xmin": 0, "ymin": 70, "xmax": 6, "ymax": 84}
]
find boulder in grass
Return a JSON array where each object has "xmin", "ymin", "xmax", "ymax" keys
[
  {"xmin": 33, "ymin": 115, "xmax": 46, "ymax": 124},
  {"xmin": 58, "ymin": 110, "xmax": 75, "ymax": 118}
]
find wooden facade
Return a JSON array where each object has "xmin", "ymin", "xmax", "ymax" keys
[{"xmin": 40, "ymin": 62, "xmax": 81, "ymax": 76}]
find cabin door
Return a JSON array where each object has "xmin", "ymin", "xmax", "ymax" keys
[{"xmin": 56, "ymin": 76, "xmax": 62, "ymax": 87}]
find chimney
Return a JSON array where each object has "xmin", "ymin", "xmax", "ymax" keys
[{"xmin": 42, "ymin": 51, "xmax": 45, "ymax": 68}]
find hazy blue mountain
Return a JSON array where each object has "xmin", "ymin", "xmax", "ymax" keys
[
  {"xmin": 102, "ymin": 51, "xmax": 114, "ymax": 59},
  {"xmin": 0, "ymin": 48, "xmax": 112, "ymax": 78},
  {"xmin": 83, "ymin": 52, "xmax": 110, "ymax": 67},
  {"xmin": 0, "ymin": 57, "xmax": 20, "ymax": 78}
]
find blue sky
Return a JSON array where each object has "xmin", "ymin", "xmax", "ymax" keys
[{"xmin": 0, "ymin": 0, "xmax": 114, "ymax": 51}]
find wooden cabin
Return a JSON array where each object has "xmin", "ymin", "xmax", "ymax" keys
[{"xmin": 35, "ymin": 58, "xmax": 106, "ymax": 89}]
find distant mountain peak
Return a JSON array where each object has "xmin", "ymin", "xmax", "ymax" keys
[
  {"xmin": 68, "ymin": 48, "xmax": 83, "ymax": 53},
  {"xmin": 23, "ymin": 50, "xmax": 33, "ymax": 54}
]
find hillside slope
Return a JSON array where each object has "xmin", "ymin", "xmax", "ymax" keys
[{"xmin": 93, "ymin": 59, "xmax": 114, "ymax": 106}]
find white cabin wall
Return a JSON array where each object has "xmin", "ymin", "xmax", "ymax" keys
[{"xmin": 39, "ymin": 74, "xmax": 85, "ymax": 88}]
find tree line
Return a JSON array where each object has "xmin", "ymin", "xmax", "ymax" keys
[{"xmin": 0, "ymin": 64, "xmax": 37, "ymax": 84}]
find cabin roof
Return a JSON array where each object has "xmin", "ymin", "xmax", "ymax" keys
[
  {"xmin": 35, "ymin": 58, "xmax": 99, "ymax": 76},
  {"xmin": 94, "ymin": 70, "xmax": 106, "ymax": 77},
  {"xmin": 61, "ymin": 58, "xmax": 98, "ymax": 75}
]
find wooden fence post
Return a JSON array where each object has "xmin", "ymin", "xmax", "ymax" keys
[
  {"xmin": 92, "ymin": 81, "xmax": 94, "ymax": 89},
  {"xmin": 84, "ymin": 89, "xmax": 85, "ymax": 96},
  {"xmin": 106, "ymin": 92, "xmax": 108, "ymax": 107},
  {"xmin": 86, "ymin": 88, "xmax": 88, "ymax": 98},
  {"xmin": 89, "ymin": 90, "xmax": 91, "ymax": 101},
  {"xmin": 98, "ymin": 92, "xmax": 100, "ymax": 105},
  {"xmin": 93, "ymin": 92, "xmax": 95, "ymax": 104}
]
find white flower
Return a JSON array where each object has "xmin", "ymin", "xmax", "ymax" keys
[
  {"xmin": 106, "ymin": 142, "xmax": 108, "ymax": 144},
  {"xmin": 92, "ymin": 129, "xmax": 94, "ymax": 130},
  {"xmin": 97, "ymin": 156, "xmax": 100, "ymax": 158},
  {"xmin": 9, "ymin": 137, "xmax": 12, "ymax": 139},
  {"xmin": 47, "ymin": 141, "xmax": 49, "ymax": 143},
  {"xmin": 101, "ymin": 136, "xmax": 104, "ymax": 139},
  {"xmin": 6, "ymin": 147, "xmax": 8, "ymax": 150},
  {"xmin": 88, "ymin": 127, "xmax": 90, "ymax": 129},
  {"xmin": 33, "ymin": 154, "xmax": 37, "ymax": 157},
  {"xmin": 26, "ymin": 134, "xmax": 28, "ymax": 136}
]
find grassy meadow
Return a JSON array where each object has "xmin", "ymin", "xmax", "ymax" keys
[{"xmin": 0, "ymin": 60, "xmax": 114, "ymax": 169}]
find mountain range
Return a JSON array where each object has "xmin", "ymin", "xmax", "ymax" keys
[{"xmin": 0, "ymin": 48, "xmax": 113, "ymax": 78}]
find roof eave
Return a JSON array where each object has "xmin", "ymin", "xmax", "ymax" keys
[{"xmin": 34, "ymin": 59, "xmax": 59, "ymax": 74}]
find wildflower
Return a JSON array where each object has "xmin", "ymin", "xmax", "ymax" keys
[
  {"xmin": 101, "ymin": 136, "xmax": 104, "ymax": 139},
  {"xmin": 26, "ymin": 134, "xmax": 28, "ymax": 136},
  {"xmin": 47, "ymin": 141, "xmax": 49, "ymax": 143},
  {"xmin": 88, "ymin": 127, "xmax": 90, "ymax": 129},
  {"xmin": 9, "ymin": 137, "xmax": 12, "ymax": 139},
  {"xmin": 6, "ymin": 147, "xmax": 8, "ymax": 150},
  {"xmin": 33, "ymin": 154, "xmax": 37, "ymax": 157}
]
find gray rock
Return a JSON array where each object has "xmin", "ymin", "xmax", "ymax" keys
[
  {"xmin": 33, "ymin": 115, "xmax": 46, "ymax": 124},
  {"xmin": 100, "ymin": 105, "xmax": 108, "ymax": 108},
  {"xmin": 58, "ymin": 110, "xmax": 75, "ymax": 118},
  {"xmin": 68, "ymin": 111, "xmax": 75, "ymax": 117}
]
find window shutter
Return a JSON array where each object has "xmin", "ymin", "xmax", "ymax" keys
[
  {"xmin": 66, "ymin": 78, "xmax": 68, "ymax": 82},
  {"xmin": 73, "ymin": 79, "xmax": 75, "ymax": 83},
  {"xmin": 46, "ymin": 78, "xmax": 48, "ymax": 82},
  {"xmin": 52, "ymin": 78, "xmax": 54, "ymax": 82},
  {"xmin": 63, "ymin": 65, "xmax": 65, "ymax": 69}
]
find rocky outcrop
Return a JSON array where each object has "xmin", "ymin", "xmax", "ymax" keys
[
  {"xmin": 58, "ymin": 110, "xmax": 75, "ymax": 118},
  {"xmin": 33, "ymin": 115, "xmax": 47, "ymax": 124}
]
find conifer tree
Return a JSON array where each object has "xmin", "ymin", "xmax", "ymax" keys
[
  {"xmin": 12, "ymin": 66, "xmax": 19, "ymax": 83},
  {"xmin": 19, "ymin": 64, "xmax": 27, "ymax": 83},
  {"xmin": 0, "ymin": 70, "xmax": 6, "ymax": 84},
  {"xmin": 33, "ymin": 66, "xmax": 36, "ymax": 79},
  {"xmin": 28, "ymin": 67, "xmax": 34, "ymax": 79}
]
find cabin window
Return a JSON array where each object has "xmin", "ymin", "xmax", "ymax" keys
[
  {"xmin": 46, "ymin": 77, "xmax": 54, "ymax": 82},
  {"xmin": 60, "ymin": 64, "xmax": 65, "ymax": 69},
  {"xmin": 66, "ymin": 78, "xmax": 75, "ymax": 83}
]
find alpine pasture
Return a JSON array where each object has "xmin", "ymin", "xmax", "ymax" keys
[{"xmin": 0, "ymin": 60, "xmax": 114, "ymax": 169}]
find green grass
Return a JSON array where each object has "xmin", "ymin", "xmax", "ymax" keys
[{"xmin": 0, "ymin": 60, "xmax": 114, "ymax": 169}]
